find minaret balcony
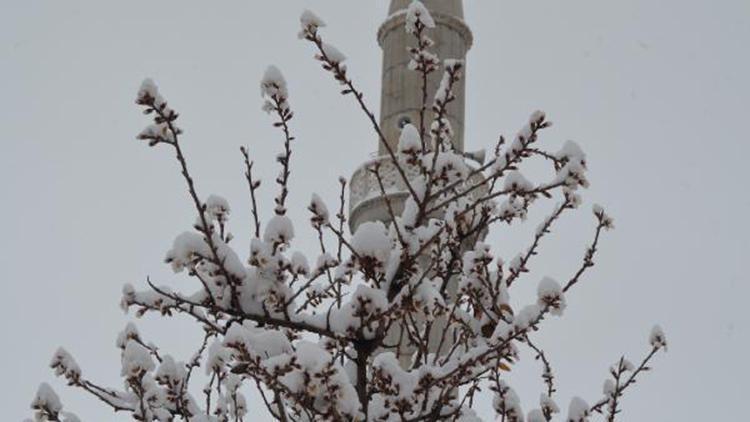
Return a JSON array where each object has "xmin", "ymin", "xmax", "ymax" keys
[{"xmin": 348, "ymin": 154, "xmax": 487, "ymax": 233}]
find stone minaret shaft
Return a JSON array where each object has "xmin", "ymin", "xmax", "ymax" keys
[{"xmin": 377, "ymin": 0, "xmax": 472, "ymax": 154}]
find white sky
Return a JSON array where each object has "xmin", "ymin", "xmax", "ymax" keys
[{"xmin": 2, "ymin": 1, "xmax": 748, "ymax": 420}]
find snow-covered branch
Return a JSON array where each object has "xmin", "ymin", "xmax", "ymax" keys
[{"xmin": 30, "ymin": 3, "xmax": 665, "ymax": 421}]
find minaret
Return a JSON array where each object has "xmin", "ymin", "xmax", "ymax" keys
[
  {"xmin": 347, "ymin": 1, "xmax": 475, "ymax": 367},
  {"xmin": 349, "ymin": 0, "xmax": 473, "ymax": 233},
  {"xmin": 378, "ymin": 0, "xmax": 472, "ymax": 154}
]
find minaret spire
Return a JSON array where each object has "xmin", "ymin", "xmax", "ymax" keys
[{"xmin": 377, "ymin": 0, "xmax": 472, "ymax": 154}]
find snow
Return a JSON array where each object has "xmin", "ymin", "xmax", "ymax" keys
[
  {"xmin": 249, "ymin": 237, "xmax": 271, "ymax": 265},
  {"xmin": 456, "ymin": 408, "xmax": 483, "ymax": 422},
  {"xmin": 556, "ymin": 140, "xmax": 586, "ymax": 164},
  {"xmin": 262, "ymin": 341, "xmax": 360, "ymax": 418},
  {"xmin": 307, "ymin": 282, "xmax": 328, "ymax": 298},
  {"xmin": 331, "ymin": 284, "xmax": 388, "ymax": 336},
  {"xmin": 260, "ymin": 65, "xmax": 290, "ymax": 116},
  {"xmin": 434, "ymin": 71, "xmax": 453, "ymax": 105},
  {"xmin": 518, "ymin": 124, "xmax": 533, "ymax": 142},
  {"xmin": 116, "ymin": 322, "xmax": 140, "ymax": 349},
  {"xmin": 489, "ymin": 320, "xmax": 513, "ymax": 342},
  {"xmin": 412, "ymin": 278, "xmax": 445, "ymax": 319},
  {"xmin": 537, "ymin": 276, "xmax": 566, "ymax": 316},
  {"xmin": 260, "ymin": 65, "xmax": 287, "ymax": 99},
  {"xmin": 528, "ymin": 409, "xmax": 546, "ymax": 422},
  {"xmin": 263, "ymin": 214, "xmax": 294, "ymax": 245},
  {"xmin": 367, "ymin": 394, "xmax": 389, "ymax": 420},
  {"xmin": 50, "ymin": 347, "xmax": 81, "ymax": 383},
  {"xmin": 137, "ymin": 78, "xmax": 158, "ymax": 99},
  {"xmin": 155, "ymin": 355, "xmax": 184, "ymax": 386},
  {"xmin": 429, "ymin": 151, "xmax": 469, "ymax": 182},
  {"xmin": 491, "ymin": 152, "xmax": 508, "ymax": 174},
  {"xmin": 120, "ymin": 283, "xmax": 135, "ymax": 311},
  {"xmin": 550, "ymin": 141, "xmax": 588, "ymax": 190},
  {"xmin": 551, "ymin": 160, "xmax": 589, "ymax": 191},
  {"xmin": 529, "ymin": 110, "xmax": 546, "ymax": 125},
  {"xmin": 222, "ymin": 374, "xmax": 248, "ymax": 419},
  {"xmin": 444, "ymin": 58, "xmax": 464, "ymax": 72},
  {"xmin": 137, "ymin": 122, "xmax": 173, "ymax": 145},
  {"xmin": 459, "ymin": 243, "xmax": 502, "ymax": 307},
  {"xmin": 300, "ymin": 9, "xmax": 325, "ymax": 28},
  {"xmin": 398, "ymin": 197, "xmax": 419, "ymax": 229},
  {"xmin": 320, "ymin": 42, "xmax": 347, "ymax": 64},
  {"xmin": 593, "ymin": 204, "xmax": 615, "ymax": 230},
  {"xmin": 31, "ymin": 382, "xmax": 62, "ymax": 414},
  {"xmin": 496, "ymin": 196, "xmax": 527, "ymax": 221},
  {"xmin": 165, "ymin": 232, "xmax": 210, "ymax": 273},
  {"xmin": 224, "ymin": 322, "xmax": 292, "ymax": 359},
  {"xmin": 121, "ymin": 340, "xmax": 155, "ymax": 378},
  {"xmin": 509, "ymin": 254, "xmax": 523, "ymax": 274},
  {"xmin": 462, "ymin": 243, "xmax": 493, "ymax": 273},
  {"xmin": 429, "ymin": 116, "xmax": 454, "ymax": 144},
  {"xmin": 298, "ymin": 9, "xmax": 326, "ymax": 39},
  {"xmin": 206, "ymin": 194, "xmax": 230, "ymax": 223},
  {"xmin": 351, "ymin": 221, "xmax": 392, "ymax": 262},
  {"xmin": 434, "ymin": 60, "xmax": 463, "ymax": 106},
  {"xmin": 293, "ymin": 340, "xmax": 328, "ymax": 368},
  {"xmin": 514, "ymin": 304, "xmax": 543, "ymax": 331},
  {"xmin": 384, "ymin": 248, "xmax": 402, "ymax": 285},
  {"xmin": 592, "ymin": 203, "xmax": 604, "ymax": 216},
  {"xmin": 504, "ymin": 170, "xmax": 534, "ymax": 192},
  {"xmin": 411, "ymin": 173, "xmax": 428, "ymax": 202},
  {"xmin": 206, "ymin": 340, "xmax": 231, "ymax": 375},
  {"xmin": 290, "ymin": 251, "xmax": 310, "ymax": 276},
  {"xmin": 567, "ymin": 191, "xmax": 583, "ymax": 209},
  {"xmin": 540, "ymin": 393, "xmax": 559, "ymax": 415},
  {"xmin": 405, "ymin": 0, "xmax": 435, "ymax": 34},
  {"xmin": 61, "ymin": 413, "xmax": 81, "ymax": 422},
  {"xmin": 311, "ymin": 252, "xmax": 338, "ymax": 277},
  {"xmin": 373, "ymin": 352, "xmax": 416, "ymax": 399},
  {"xmin": 464, "ymin": 148, "xmax": 486, "ymax": 165},
  {"xmin": 135, "ymin": 78, "xmax": 164, "ymax": 106},
  {"xmin": 650, "ymin": 324, "xmax": 668, "ymax": 350},
  {"xmin": 308, "ymin": 193, "xmax": 329, "ymax": 227},
  {"xmin": 213, "ymin": 235, "xmax": 248, "ymax": 279},
  {"xmin": 567, "ymin": 397, "xmax": 590, "ymax": 422},
  {"xmin": 398, "ymin": 123, "xmax": 422, "ymax": 153},
  {"xmin": 408, "ymin": 49, "xmax": 438, "ymax": 72},
  {"xmin": 493, "ymin": 381, "xmax": 523, "ymax": 420}
]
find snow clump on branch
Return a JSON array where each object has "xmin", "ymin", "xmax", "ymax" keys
[
  {"xmin": 406, "ymin": 0, "xmax": 435, "ymax": 34},
  {"xmin": 298, "ymin": 9, "xmax": 326, "ymax": 40}
]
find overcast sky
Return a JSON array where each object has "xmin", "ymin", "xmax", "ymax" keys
[{"xmin": 2, "ymin": 1, "xmax": 749, "ymax": 420}]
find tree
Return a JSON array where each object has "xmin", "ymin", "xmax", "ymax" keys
[{"xmin": 29, "ymin": 4, "xmax": 666, "ymax": 422}]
